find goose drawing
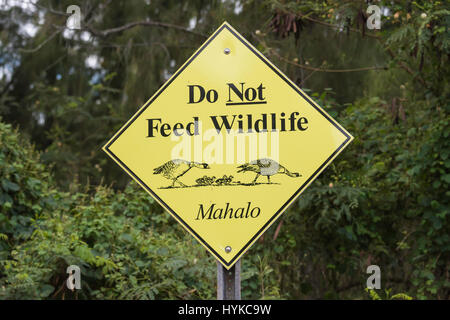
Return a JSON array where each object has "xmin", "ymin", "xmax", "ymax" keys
[
  {"xmin": 153, "ymin": 159, "xmax": 210, "ymax": 188},
  {"xmin": 237, "ymin": 158, "xmax": 301, "ymax": 184}
]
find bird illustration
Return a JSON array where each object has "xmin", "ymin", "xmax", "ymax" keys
[
  {"xmin": 153, "ymin": 159, "xmax": 210, "ymax": 188},
  {"xmin": 237, "ymin": 158, "xmax": 301, "ymax": 184}
]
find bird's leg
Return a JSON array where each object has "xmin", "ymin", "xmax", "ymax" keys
[
  {"xmin": 252, "ymin": 174, "xmax": 260, "ymax": 185},
  {"xmin": 177, "ymin": 180, "xmax": 187, "ymax": 187},
  {"xmin": 171, "ymin": 178, "xmax": 186, "ymax": 188},
  {"xmin": 267, "ymin": 176, "xmax": 271, "ymax": 184},
  {"xmin": 174, "ymin": 169, "xmax": 190, "ymax": 188}
]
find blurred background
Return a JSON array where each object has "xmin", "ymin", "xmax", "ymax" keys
[{"xmin": 0, "ymin": 0, "xmax": 448, "ymax": 299}]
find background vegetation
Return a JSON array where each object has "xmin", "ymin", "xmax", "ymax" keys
[{"xmin": 0, "ymin": 0, "xmax": 448, "ymax": 299}]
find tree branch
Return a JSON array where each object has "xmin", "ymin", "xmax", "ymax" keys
[
  {"xmin": 31, "ymin": 2, "xmax": 69, "ymax": 16},
  {"xmin": 0, "ymin": 72, "xmax": 16, "ymax": 97},
  {"xmin": 297, "ymin": 12, "xmax": 380, "ymax": 39},
  {"xmin": 31, "ymin": 2, "xmax": 207, "ymax": 39},
  {"xmin": 384, "ymin": 47, "xmax": 427, "ymax": 86},
  {"xmin": 292, "ymin": 11, "xmax": 428, "ymax": 86},
  {"xmin": 268, "ymin": 48, "xmax": 388, "ymax": 73},
  {"xmin": 86, "ymin": 20, "xmax": 207, "ymax": 38},
  {"xmin": 18, "ymin": 29, "xmax": 61, "ymax": 53}
]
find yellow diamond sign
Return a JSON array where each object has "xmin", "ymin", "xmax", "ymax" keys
[{"xmin": 103, "ymin": 22, "xmax": 353, "ymax": 269}]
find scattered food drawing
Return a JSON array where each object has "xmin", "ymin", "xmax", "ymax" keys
[
  {"xmin": 195, "ymin": 175, "xmax": 216, "ymax": 186},
  {"xmin": 154, "ymin": 158, "xmax": 301, "ymax": 189},
  {"xmin": 214, "ymin": 175, "xmax": 234, "ymax": 186}
]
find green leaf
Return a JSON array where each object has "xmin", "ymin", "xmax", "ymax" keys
[
  {"xmin": 39, "ymin": 284, "xmax": 55, "ymax": 298},
  {"xmin": 1, "ymin": 179, "xmax": 20, "ymax": 192}
]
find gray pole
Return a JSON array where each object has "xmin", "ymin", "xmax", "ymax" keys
[{"xmin": 217, "ymin": 259, "xmax": 241, "ymax": 300}]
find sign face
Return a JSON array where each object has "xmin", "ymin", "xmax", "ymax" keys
[{"xmin": 103, "ymin": 22, "xmax": 353, "ymax": 269}]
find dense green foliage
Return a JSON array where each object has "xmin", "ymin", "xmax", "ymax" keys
[
  {"xmin": 0, "ymin": 121, "xmax": 56, "ymax": 256},
  {"xmin": 0, "ymin": 121, "xmax": 217, "ymax": 299},
  {"xmin": 0, "ymin": 0, "xmax": 448, "ymax": 299}
]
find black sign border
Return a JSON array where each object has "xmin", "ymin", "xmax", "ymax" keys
[{"xmin": 104, "ymin": 23, "xmax": 352, "ymax": 268}]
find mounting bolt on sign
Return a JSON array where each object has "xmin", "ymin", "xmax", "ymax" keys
[{"xmin": 103, "ymin": 22, "xmax": 353, "ymax": 300}]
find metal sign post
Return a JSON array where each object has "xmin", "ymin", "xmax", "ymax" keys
[{"xmin": 217, "ymin": 259, "xmax": 241, "ymax": 300}]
